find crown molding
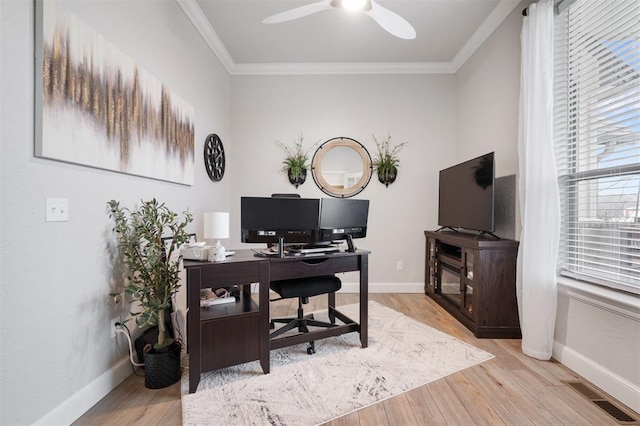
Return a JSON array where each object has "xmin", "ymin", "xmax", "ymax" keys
[
  {"xmin": 232, "ymin": 61, "xmax": 457, "ymax": 75},
  {"xmin": 450, "ymin": 0, "xmax": 521, "ymax": 72},
  {"xmin": 175, "ymin": 0, "xmax": 235, "ymax": 74},
  {"xmin": 177, "ymin": 0, "xmax": 518, "ymax": 76}
]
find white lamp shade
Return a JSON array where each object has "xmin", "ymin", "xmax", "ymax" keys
[{"xmin": 203, "ymin": 212, "xmax": 229, "ymax": 239}]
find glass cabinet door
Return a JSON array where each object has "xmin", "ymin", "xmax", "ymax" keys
[
  {"xmin": 439, "ymin": 263, "xmax": 462, "ymax": 306},
  {"xmin": 425, "ymin": 238, "xmax": 436, "ymax": 294},
  {"xmin": 462, "ymin": 250, "xmax": 475, "ymax": 318}
]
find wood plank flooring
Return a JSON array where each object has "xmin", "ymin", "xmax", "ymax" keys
[{"xmin": 73, "ymin": 293, "xmax": 639, "ymax": 425}]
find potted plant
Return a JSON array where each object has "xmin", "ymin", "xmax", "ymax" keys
[
  {"xmin": 108, "ymin": 198, "xmax": 193, "ymax": 389},
  {"xmin": 372, "ymin": 133, "xmax": 408, "ymax": 187},
  {"xmin": 275, "ymin": 134, "xmax": 317, "ymax": 188}
]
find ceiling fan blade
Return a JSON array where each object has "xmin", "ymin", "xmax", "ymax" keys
[
  {"xmin": 262, "ymin": 0, "xmax": 333, "ymax": 24},
  {"xmin": 364, "ymin": 0, "xmax": 416, "ymax": 40}
]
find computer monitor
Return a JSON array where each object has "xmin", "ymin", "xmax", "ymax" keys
[
  {"xmin": 240, "ymin": 197, "xmax": 320, "ymax": 245},
  {"xmin": 317, "ymin": 198, "xmax": 369, "ymax": 250}
]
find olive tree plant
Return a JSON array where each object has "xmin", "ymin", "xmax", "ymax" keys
[{"xmin": 108, "ymin": 198, "xmax": 192, "ymax": 349}]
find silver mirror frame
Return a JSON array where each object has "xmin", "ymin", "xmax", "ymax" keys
[{"xmin": 311, "ymin": 137, "xmax": 373, "ymax": 198}]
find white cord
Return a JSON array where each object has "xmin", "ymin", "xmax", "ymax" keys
[{"xmin": 115, "ymin": 327, "xmax": 144, "ymax": 367}]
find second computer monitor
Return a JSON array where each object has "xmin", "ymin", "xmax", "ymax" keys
[{"xmin": 318, "ymin": 198, "xmax": 369, "ymax": 242}]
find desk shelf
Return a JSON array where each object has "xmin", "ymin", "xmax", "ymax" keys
[{"xmin": 200, "ymin": 294, "xmax": 259, "ymax": 322}]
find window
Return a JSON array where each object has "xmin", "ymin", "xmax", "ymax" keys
[{"xmin": 554, "ymin": 0, "xmax": 640, "ymax": 295}]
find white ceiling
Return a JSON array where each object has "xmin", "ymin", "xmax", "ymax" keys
[{"xmin": 177, "ymin": 0, "xmax": 522, "ymax": 74}]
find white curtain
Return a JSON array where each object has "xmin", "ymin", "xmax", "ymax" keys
[{"xmin": 517, "ymin": 0, "xmax": 560, "ymax": 361}]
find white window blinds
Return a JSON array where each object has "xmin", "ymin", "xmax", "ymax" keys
[{"xmin": 554, "ymin": 0, "xmax": 640, "ymax": 295}]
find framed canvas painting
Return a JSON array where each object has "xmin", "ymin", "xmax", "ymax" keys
[{"xmin": 34, "ymin": 0, "xmax": 195, "ymax": 185}]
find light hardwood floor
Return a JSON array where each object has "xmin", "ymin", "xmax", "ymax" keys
[{"xmin": 74, "ymin": 293, "xmax": 639, "ymax": 425}]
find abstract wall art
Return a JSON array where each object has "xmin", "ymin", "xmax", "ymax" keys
[{"xmin": 35, "ymin": 1, "xmax": 195, "ymax": 185}]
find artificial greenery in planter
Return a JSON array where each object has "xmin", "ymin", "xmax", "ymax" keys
[
  {"xmin": 108, "ymin": 198, "xmax": 193, "ymax": 388},
  {"xmin": 275, "ymin": 134, "xmax": 317, "ymax": 188},
  {"xmin": 372, "ymin": 133, "xmax": 408, "ymax": 187}
]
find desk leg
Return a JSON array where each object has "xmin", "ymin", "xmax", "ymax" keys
[
  {"xmin": 360, "ymin": 254, "xmax": 368, "ymax": 348},
  {"xmin": 259, "ymin": 262, "xmax": 270, "ymax": 374},
  {"xmin": 187, "ymin": 268, "xmax": 202, "ymax": 393}
]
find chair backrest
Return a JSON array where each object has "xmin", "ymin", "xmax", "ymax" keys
[
  {"xmin": 266, "ymin": 194, "xmax": 301, "ymax": 249},
  {"xmin": 271, "ymin": 193, "xmax": 301, "ymax": 198}
]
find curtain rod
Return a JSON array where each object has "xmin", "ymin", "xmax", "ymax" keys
[{"xmin": 522, "ymin": 0, "xmax": 576, "ymax": 16}]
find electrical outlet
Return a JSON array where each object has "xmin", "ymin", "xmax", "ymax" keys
[
  {"xmin": 110, "ymin": 317, "xmax": 120, "ymax": 338},
  {"xmin": 396, "ymin": 261, "xmax": 403, "ymax": 271}
]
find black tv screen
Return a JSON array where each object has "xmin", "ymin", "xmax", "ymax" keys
[
  {"xmin": 318, "ymin": 198, "xmax": 369, "ymax": 241},
  {"xmin": 241, "ymin": 197, "xmax": 320, "ymax": 244},
  {"xmin": 438, "ymin": 152, "xmax": 495, "ymax": 233}
]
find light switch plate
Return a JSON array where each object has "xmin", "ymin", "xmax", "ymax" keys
[{"xmin": 46, "ymin": 198, "xmax": 69, "ymax": 222}]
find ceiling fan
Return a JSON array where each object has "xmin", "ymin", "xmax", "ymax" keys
[{"xmin": 262, "ymin": 0, "xmax": 416, "ymax": 40}]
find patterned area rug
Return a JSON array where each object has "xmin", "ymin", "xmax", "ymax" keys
[{"xmin": 181, "ymin": 301, "xmax": 493, "ymax": 426}]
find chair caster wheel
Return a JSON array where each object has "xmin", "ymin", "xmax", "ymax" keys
[{"xmin": 307, "ymin": 341, "xmax": 316, "ymax": 355}]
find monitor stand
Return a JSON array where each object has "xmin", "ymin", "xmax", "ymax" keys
[
  {"xmin": 277, "ymin": 235, "xmax": 356, "ymax": 257},
  {"xmin": 345, "ymin": 235, "xmax": 355, "ymax": 252},
  {"xmin": 291, "ymin": 245, "xmax": 340, "ymax": 255},
  {"xmin": 435, "ymin": 226, "xmax": 459, "ymax": 233},
  {"xmin": 475, "ymin": 231, "xmax": 500, "ymax": 240},
  {"xmin": 435, "ymin": 227, "xmax": 500, "ymax": 240}
]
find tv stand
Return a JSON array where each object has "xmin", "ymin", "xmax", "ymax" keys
[{"xmin": 424, "ymin": 230, "xmax": 520, "ymax": 338}]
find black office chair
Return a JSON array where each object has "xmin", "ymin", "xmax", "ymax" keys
[
  {"xmin": 269, "ymin": 275, "xmax": 342, "ymax": 354},
  {"xmin": 268, "ymin": 193, "xmax": 341, "ymax": 354}
]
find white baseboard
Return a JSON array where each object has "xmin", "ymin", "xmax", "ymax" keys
[
  {"xmin": 340, "ymin": 282, "xmax": 424, "ymax": 293},
  {"xmin": 34, "ymin": 356, "xmax": 132, "ymax": 425},
  {"xmin": 553, "ymin": 340, "xmax": 640, "ymax": 413}
]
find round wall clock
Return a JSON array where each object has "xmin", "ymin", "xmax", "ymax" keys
[{"xmin": 204, "ymin": 134, "xmax": 225, "ymax": 182}]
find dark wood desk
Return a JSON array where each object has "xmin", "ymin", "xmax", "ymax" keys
[{"xmin": 184, "ymin": 249, "xmax": 369, "ymax": 393}]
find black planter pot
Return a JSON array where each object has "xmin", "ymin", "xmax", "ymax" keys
[
  {"xmin": 144, "ymin": 342, "xmax": 181, "ymax": 389},
  {"xmin": 377, "ymin": 167, "xmax": 397, "ymax": 187},
  {"xmin": 287, "ymin": 168, "xmax": 307, "ymax": 188}
]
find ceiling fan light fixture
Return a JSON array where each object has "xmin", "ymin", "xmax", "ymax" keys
[
  {"xmin": 342, "ymin": 0, "xmax": 368, "ymax": 11},
  {"xmin": 263, "ymin": 0, "xmax": 415, "ymax": 40}
]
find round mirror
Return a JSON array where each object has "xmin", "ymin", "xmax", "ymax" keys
[{"xmin": 311, "ymin": 137, "xmax": 372, "ymax": 198}]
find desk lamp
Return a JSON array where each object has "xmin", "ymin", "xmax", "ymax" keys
[{"xmin": 204, "ymin": 212, "xmax": 229, "ymax": 262}]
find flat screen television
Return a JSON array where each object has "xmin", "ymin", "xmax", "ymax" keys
[
  {"xmin": 437, "ymin": 152, "xmax": 495, "ymax": 235},
  {"xmin": 240, "ymin": 197, "xmax": 320, "ymax": 244},
  {"xmin": 318, "ymin": 198, "xmax": 370, "ymax": 243}
]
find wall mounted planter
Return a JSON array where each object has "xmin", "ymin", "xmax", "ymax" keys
[
  {"xmin": 287, "ymin": 168, "xmax": 307, "ymax": 188},
  {"xmin": 377, "ymin": 166, "xmax": 398, "ymax": 187}
]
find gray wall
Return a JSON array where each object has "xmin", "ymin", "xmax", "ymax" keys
[
  {"xmin": 1, "ymin": 1, "xmax": 231, "ymax": 423},
  {"xmin": 229, "ymin": 74, "xmax": 457, "ymax": 288}
]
